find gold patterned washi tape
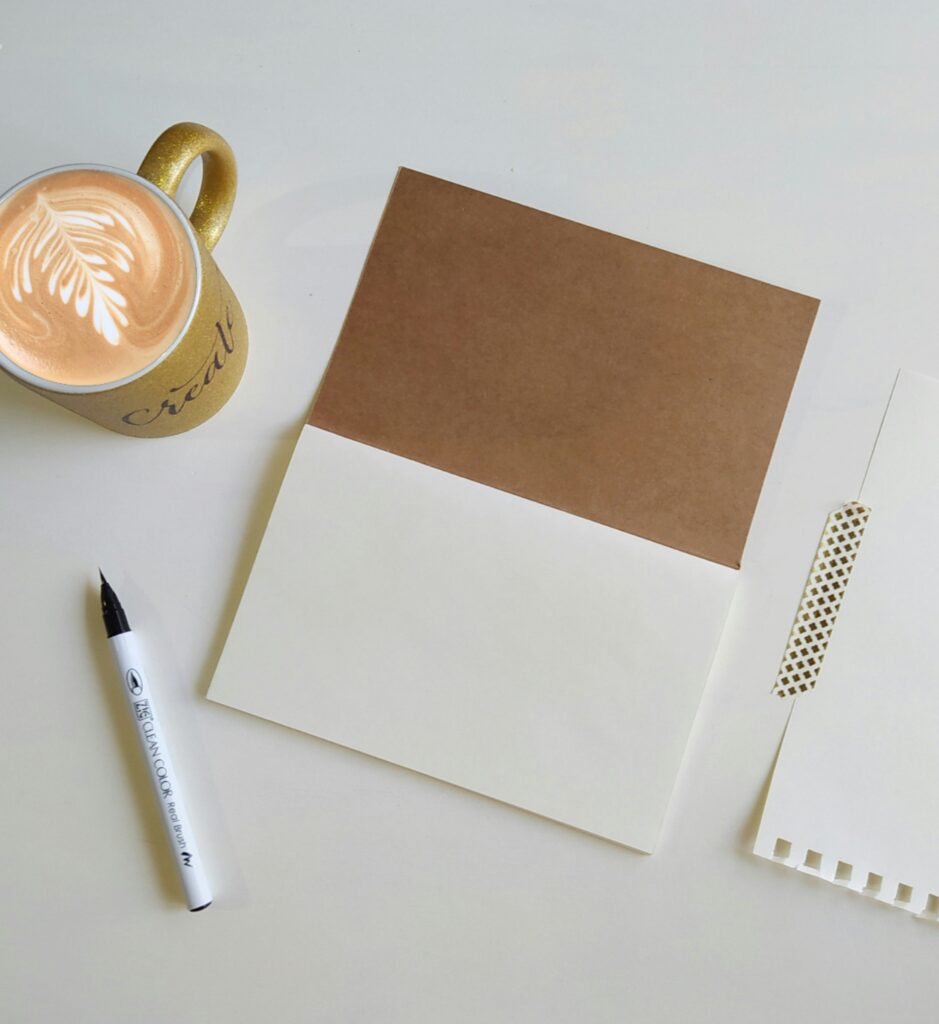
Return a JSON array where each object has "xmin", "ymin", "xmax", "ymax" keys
[{"xmin": 773, "ymin": 501, "xmax": 872, "ymax": 698}]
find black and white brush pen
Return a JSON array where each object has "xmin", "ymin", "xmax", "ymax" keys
[{"xmin": 99, "ymin": 572, "xmax": 212, "ymax": 911}]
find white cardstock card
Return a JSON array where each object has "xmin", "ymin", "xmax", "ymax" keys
[
  {"xmin": 210, "ymin": 426, "xmax": 737, "ymax": 852},
  {"xmin": 755, "ymin": 370, "xmax": 939, "ymax": 916}
]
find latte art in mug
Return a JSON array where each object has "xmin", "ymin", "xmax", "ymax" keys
[{"xmin": 0, "ymin": 169, "xmax": 196, "ymax": 386}]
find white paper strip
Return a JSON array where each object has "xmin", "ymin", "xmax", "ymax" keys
[{"xmin": 755, "ymin": 371, "xmax": 939, "ymax": 917}]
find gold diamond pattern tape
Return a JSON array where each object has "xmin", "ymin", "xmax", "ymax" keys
[{"xmin": 773, "ymin": 501, "xmax": 872, "ymax": 698}]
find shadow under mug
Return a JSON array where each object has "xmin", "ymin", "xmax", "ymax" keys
[{"xmin": 0, "ymin": 122, "xmax": 248, "ymax": 437}]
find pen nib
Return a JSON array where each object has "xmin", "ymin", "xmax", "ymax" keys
[{"xmin": 98, "ymin": 570, "xmax": 130, "ymax": 637}]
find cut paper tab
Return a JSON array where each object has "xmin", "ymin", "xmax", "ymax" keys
[
  {"xmin": 773, "ymin": 501, "xmax": 871, "ymax": 698},
  {"xmin": 755, "ymin": 370, "xmax": 939, "ymax": 918}
]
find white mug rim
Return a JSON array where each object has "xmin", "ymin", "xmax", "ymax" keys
[{"xmin": 0, "ymin": 163, "xmax": 202, "ymax": 395}]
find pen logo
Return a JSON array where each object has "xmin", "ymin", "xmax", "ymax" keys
[
  {"xmin": 126, "ymin": 668, "xmax": 143, "ymax": 695},
  {"xmin": 181, "ymin": 851, "xmax": 193, "ymax": 867}
]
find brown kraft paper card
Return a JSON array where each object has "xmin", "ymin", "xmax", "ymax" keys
[{"xmin": 310, "ymin": 168, "xmax": 819, "ymax": 568}]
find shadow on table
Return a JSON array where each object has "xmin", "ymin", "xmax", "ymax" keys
[{"xmin": 192, "ymin": 430, "xmax": 299, "ymax": 700}]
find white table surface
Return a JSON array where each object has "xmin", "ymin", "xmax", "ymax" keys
[{"xmin": 2, "ymin": 3, "xmax": 938, "ymax": 1020}]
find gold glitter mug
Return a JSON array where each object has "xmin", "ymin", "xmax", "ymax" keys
[{"xmin": 0, "ymin": 122, "xmax": 247, "ymax": 437}]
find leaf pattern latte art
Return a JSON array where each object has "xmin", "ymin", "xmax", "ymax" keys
[{"xmin": 6, "ymin": 196, "xmax": 137, "ymax": 345}]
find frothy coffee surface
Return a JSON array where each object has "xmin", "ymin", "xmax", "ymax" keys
[{"xmin": 0, "ymin": 169, "xmax": 196, "ymax": 386}]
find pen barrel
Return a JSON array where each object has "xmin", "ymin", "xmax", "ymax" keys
[{"xmin": 109, "ymin": 631, "xmax": 212, "ymax": 911}]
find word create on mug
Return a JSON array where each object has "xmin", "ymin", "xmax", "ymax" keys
[{"xmin": 122, "ymin": 307, "xmax": 236, "ymax": 427}]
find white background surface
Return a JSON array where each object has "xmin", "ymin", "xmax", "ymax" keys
[{"xmin": 1, "ymin": 3, "xmax": 938, "ymax": 1020}]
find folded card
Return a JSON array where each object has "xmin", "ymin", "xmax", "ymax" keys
[
  {"xmin": 210, "ymin": 169, "xmax": 818, "ymax": 851},
  {"xmin": 755, "ymin": 370, "xmax": 939, "ymax": 915}
]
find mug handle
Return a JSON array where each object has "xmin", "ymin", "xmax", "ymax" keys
[{"xmin": 137, "ymin": 122, "xmax": 236, "ymax": 252}]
